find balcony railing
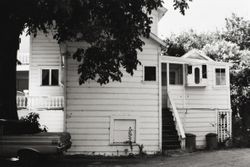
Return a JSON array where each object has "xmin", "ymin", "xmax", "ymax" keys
[
  {"xmin": 17, "ymin": 52, "xmax": 29, "ymax": 65},
  {"xmin": 17, "ymin": 96, "xmax": 64, "ymax": 110}
]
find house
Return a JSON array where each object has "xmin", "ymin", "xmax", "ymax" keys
[{"xmin": 16, "ymin": 7, "xmax": 232, "ymax": 155}]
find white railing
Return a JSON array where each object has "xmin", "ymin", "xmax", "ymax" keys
[
  {"xmin": 17, "ymin": 96, "xmax": 64, "ymax": 110},
  {"xmin": 217, "ymin": 109, "xmax": 232, "ymax": 142},
  {"xmin": 17, "ymin": 52, "xmax": 29, "ymax": 65},
  {"xmin": 166, "ymin": 92, "xmax": 186, "ymax": 149}
]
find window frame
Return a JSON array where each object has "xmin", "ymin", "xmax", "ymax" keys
[
  {"xmin": 214, "ymin": 67, "xmax": 228, "ymax": 87},
  {"xmin": 169, "ymin": 63, "xmax": 184, "ymax": 86},
  {"xmin": 40, "ymin": 67, "xmax": 60, "ymax": 86},
  {"xmin": 109, "ymin": 115, "xmax": 140, "ymax": 146},
  {"xmin": 143, "ymin": 65, "xmax": 157, "ymax": 82}
]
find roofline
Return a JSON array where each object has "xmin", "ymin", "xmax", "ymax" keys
[
  {"xmin": 161, "ymin": 55, "xmax": 232, "ymax": 66},
  {"xmin": 182, "ymin": 49, "xmax": 215, "ymax": 62},
  {"xmin": 149, "ymin": 33, "xmax": 166, "ymax": 46}
]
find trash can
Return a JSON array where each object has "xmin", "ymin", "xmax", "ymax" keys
[
  {"xmin": 185, "ymin": 133, "xmax": 196, "ymax": 152},
  {"xmin": 206, "ymin": 133, "xmax": 218, "ymax": 150}
]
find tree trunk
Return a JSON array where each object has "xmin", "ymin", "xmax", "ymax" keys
[{"xmin": 0, "ymin": 24, "xmax": 22, "ymax": 120}]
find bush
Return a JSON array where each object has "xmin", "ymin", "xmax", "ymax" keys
[{"xmin": 20, "ymin": 112, "xmax": 48, "ymax": 133}]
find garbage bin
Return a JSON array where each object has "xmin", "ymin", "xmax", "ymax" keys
[
  {"xmin": 185, "ymin": 133, "xmax": 196, "ymax": 152},
  {"xmin": 206, "ymin": 133, "xmax": 218, "ymax": 150}
]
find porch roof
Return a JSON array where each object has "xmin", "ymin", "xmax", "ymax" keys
[{"xmin": 161, "ymin": 55, "xmax": 232, "ymax": 67}]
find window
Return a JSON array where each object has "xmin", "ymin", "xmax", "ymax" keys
[
  {"xmin": 202, "ymin": 65, "xmax": 207, "ymax": 78},
  {"xmin": 215, "ymin": 68, "xmax": 226, "ymax": 85},
  {"xmin": 41, "ymin": 69, "xmax": 59, "ymax": 86},
  {"xmin": 187, "ymin": 65, "xmax": 192, "ymax": 74},
  {"xmin": 169, "ymin": 64, "xmax": 183, "ymax": 85},
  {"xmin": 194, "ymin": 67, "xmax": 200, "ymax": 84},
  {"xmin": 144, "ymin": 66, "xmax": 156, "ymax": 81}
]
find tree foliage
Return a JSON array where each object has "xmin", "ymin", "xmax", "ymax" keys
[
  {"xmin": 164, "ymin": 30, "xmax": 220, "ymax": 56},
  {"xmin": 163, "ymin": 13, "xmax": 250, "ymax": 121},
  {"xmin": 222, "ymin": 13, "xmax": 250, "ymax": 50},
  {"xmin": 202, "ymin": 40, "xmax": 241, "ymax": 65},
  {"xmin": 0, "ymin": 0, "xmax": 191, "ymax": 119}
]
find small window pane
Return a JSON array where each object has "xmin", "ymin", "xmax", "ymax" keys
[
  {"xmin": 194, "ymin": 68, "xmax": 200, "ymax": 84},
  {"xmin": 51, "ymin": 69, "xmax": 59, "ymax": 86},
  {"xmin": 215, "ymin": 68, "xmax": 226, "ymax": 85},
  {"xmin": 144, "ymin": 66, "xmax": 156, "ymax": 81},
  {"xmin": 202, "ymin": 65, "xmax": 207, "ymax": 78},
  {"xmin": 188, "ymin": 65, "xmax": 192, "ymax": 74},
  {"xmin": 42, "ymin": 69, "xmax": 49, "ymax": 85}
]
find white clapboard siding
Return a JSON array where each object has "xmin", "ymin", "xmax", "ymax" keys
[
  {"xmin": 18, "ymin": 109, "xmax": 64, "ymax": 132},
  {"xmin": 65, "ymin": 37, "xmax": 160, "ymax": 155},
  {"xmin": 166, "ymin": 65, "xmax": 230, "ymax": 109},
  {"xmin": 29, "ymin": 32, "xmax": 63, "ymax": 96},
  {"xmin": 178, "ymin": 109, "xmax": 217, "ymax": 148}
]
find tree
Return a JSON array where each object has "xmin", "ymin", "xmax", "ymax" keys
[
  {"xmin": 202, "ymin": 40, "xmax": 241, "ymax": 65},
  {"xmin": 164, "ymin": 30, "xmax": 220, "ymax": 56},
  {"xmin": 0, "ymin": 0, "xmax": 191, "ymax": 120},
  {"xmin": 222, "ymin": 13, "xmax": 250, "ymax": 50}
]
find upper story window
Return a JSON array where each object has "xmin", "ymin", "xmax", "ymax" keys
[
  {"xmin": 169, "ymin": 63, "xmax": 183, "ymax": 85},
  {"xmin": 194, "ymin": 67, "xmax": 200, "ymax": 84},
  {"xmin": 215, "ymin": 68, "xmax": 226, "ymax": 85},
  {"xmin": 41, "ymin": 69, "xmax": 59, "ymax": 86},
  {"xmin": 144, "ymin": 66, "xmax": 156, "ymax": 81}
]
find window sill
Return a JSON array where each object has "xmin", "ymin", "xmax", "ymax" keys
[
  {"xmin": 40, "ymin": 85, "xmax": 60, "ymax": 87},
  {"xmin": 141, "ymin": 81, "xmax": 157, "ymax": 85},
  {"xmin": 213, "ymin": 85, "xmax": 229, "ymax": 89}
]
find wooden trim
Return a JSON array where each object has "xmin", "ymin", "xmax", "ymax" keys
[
  {"xmin": 158, "ymin": 48, "xmax": 162, "ymax": 151},
  {"xmin": 109, "ymin": 115, "xmax": 140, "ymax": 145}
]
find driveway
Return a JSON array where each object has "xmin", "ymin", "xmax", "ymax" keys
[{"xmin": 1, "ymin": 148, "xmax": 250, "ymax": 167}]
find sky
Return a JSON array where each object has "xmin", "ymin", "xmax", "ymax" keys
[{"xmin": 158, "ymin": 0, "xmax": 250, "ymax": 39}]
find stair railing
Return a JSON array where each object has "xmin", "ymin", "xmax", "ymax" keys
[{"xmin": 166, "ymin": 91, "xmax": 186, "ymax": 149}]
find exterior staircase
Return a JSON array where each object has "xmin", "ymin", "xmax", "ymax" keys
[{"xmin": 162, "ymin": 108, "xmax": 181, "ymax": 150}]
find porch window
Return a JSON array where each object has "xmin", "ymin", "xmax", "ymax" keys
[
  {"xmin": 215, "ymin": 68, "xmax": 226, "ymax": 85},
  {"xmin": 169, "ymin": 63, "xmax": 183, "ymax": 85},
  {"xmin": 41, "ymin": 69, "xmax": 59, "ymax": 86},
  {"xmin": 144, "ymin": 66, "xmax": 156, "ymax": 81},
  {"xmin": 161, "ymin": 63, "xmax": 167, "ymax": 86}
]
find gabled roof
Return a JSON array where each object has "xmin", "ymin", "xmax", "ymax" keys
[
  {"xmin": 149, "ymin": 33, "xmax": 165, "ymax": 46},
  {"xmin": 182, "ymin": 49, "xmax": 214, "ymax": 62}
]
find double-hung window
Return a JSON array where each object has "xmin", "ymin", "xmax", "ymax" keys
[
  {"xmin": 41, "ymin": 69, "xmax": 59, "ymax": 86},
  {"xmin": 215, "ymin": 68, "xmax": 226, "ymax": 86}
]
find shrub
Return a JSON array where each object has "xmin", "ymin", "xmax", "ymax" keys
[{"xmin": 20, "ymin": 112, "xmax": 48, "ymax": 133}]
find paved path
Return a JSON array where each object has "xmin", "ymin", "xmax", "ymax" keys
[{"xmin": 2, "ymin": 148, "xmax": 250, "ymax": 167}]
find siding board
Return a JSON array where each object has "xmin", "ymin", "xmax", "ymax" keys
[{"xmin": 65, "ymin": 37, "xmax": 161, "ymax": 155}]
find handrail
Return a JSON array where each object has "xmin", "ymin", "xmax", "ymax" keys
[
  {"xmin": 166, "ymin": 91, "xmax": 186, "ymax": 148},
  {"xmin": 17, "ymin": 96, "xmax": 64, "ymax": 110}
]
